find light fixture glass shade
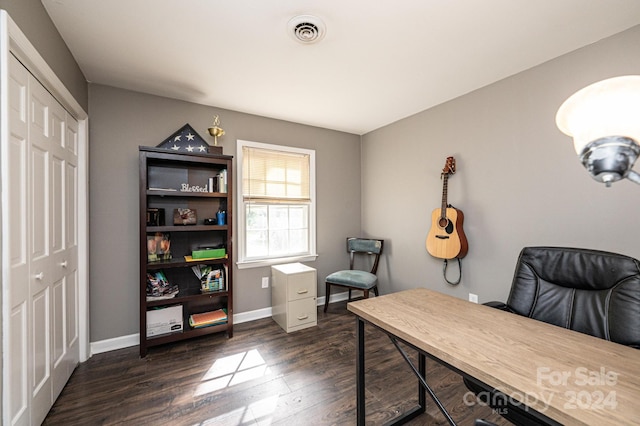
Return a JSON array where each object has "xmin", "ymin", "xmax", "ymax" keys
[{"xmin": 556, "ymin": 75, "xmax": 640, "ymax": 155}]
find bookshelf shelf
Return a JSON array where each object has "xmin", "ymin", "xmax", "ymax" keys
[
  {"xmin": 139, "ymin": 146, "xmax": 233, "ymax": 357},
  {"xmin": 145, "ymin": 322, "xmax": 229, "ymax": 345},
  {"xmin": 146, "ymin": 289, "xmax": 230, "ymax": 308},
  {"xmin": 147, "ymin": 189, "xmax": 228, "ymax": 198},
  {"xmin": 146, "ymin": 257, "xmax": 228, "ymax": 270},
  {"xmin": 146, "ymin": 225, "xmax": 228, "ymax": 233}
]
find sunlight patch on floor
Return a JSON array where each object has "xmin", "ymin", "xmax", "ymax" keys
[{"xmin": 194, "ymin": 348, "xmax": 273, "ymax": 397}]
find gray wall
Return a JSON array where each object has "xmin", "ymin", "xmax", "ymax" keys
[
  {"xmin": 0, "ymin": 1, "xmax": 88, "ymax": 110},
  {"xmin": 5, "ymin": 0, "xmax": 640, "ymax": 347},
  {"xmin": 361, "ymin": 25, "xmax": 640, "ymax": 304},
  {"xmin": 88, "ymin": 84, "xmax": 362, "ymax": 341}
]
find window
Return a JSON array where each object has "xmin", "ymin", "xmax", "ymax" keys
[{"xmin": 237, "ymin": 140, "xmax": 316, "ymax": 268}]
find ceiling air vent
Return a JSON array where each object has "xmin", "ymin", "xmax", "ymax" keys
[{"xmin": 288, "ymin": 15, "xmax": 326, "ymax": 44}]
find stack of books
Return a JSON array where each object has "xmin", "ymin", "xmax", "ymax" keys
[
  {"xmin": 207, "ymin": 169, "xmax": 228, "ymax": 193},
  {"xmin": 189, "ymin": 309, "xmax": 227, "ymax": 329}
]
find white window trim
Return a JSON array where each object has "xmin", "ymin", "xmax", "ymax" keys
[{"xmin": 236, "ymin": 140, "xmax": 317, "ymax": 269}]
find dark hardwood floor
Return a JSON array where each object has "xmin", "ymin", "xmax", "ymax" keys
[{"xmin": 43, "ymin": 301, "xmax": 509, "ymax": 425}]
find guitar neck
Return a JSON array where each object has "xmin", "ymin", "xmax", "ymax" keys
[{"xmin": 440, "ymin": 173, "xmax": 449, "ymax": 218}]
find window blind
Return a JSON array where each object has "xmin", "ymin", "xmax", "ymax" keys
[{"xmin": 242, "ymin": 146, "xmax": 310, "ymax": 202}]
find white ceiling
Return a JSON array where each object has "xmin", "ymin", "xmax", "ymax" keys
[{"xmin": 42, "ymin": 0, "xmax": 640, "ymax": 135}]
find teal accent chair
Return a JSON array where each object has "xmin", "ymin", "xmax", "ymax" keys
[{"xmin": 324, "ymin": 238, "xmax": 384, "ymax": 312}]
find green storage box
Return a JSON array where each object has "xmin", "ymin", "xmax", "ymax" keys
[{"xmin": 192, "ymin": 248, "xmax": 226, "ymax": 259}]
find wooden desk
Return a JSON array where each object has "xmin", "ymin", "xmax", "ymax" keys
[{"xmin": 348, "ymin": 288, "xmax": 640, "ymax": 426}]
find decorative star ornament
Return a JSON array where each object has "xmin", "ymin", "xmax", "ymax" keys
[{"xmin": 156, "ymin": 123, "xmax": 210, "ymax": 153}]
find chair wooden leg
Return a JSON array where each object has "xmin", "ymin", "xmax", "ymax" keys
[
  {"xmin": 348, "ymin": 289, "xmax": 352, "ymax": 302},
  {"xmin": 373, "ymin": 286, "xmax": 379, "ymax": 297},
  {"xmin": 324, "ymin": 282, "xmax": 331, "ymax": 312},
  {"xmin": 363, "ymin": 289, "xmax": 369, "ymax": 299}
]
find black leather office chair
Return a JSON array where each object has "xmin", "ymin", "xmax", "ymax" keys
[{"xmin": 465, "ymin": 246, "xmax": 640, "ymax": 425}]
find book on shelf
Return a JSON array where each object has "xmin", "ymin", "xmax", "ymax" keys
[
  {"xmin": 220, "ymin": 169, "xmax": 227, "ymax": 193},
  {"xmin": 146, "ymin": 289, "xmax": 179, "ymax": 301},
  {"xmin": 184, "ymin": 253, "xmax": 227, "ymax": 262},
  {"xmin": 210, "ymin": 169, "xmax": 227, "ymax": 193},
  {"xmin": 148, "ymin": 187, "xmax": 177, "ymax": 192},
  {"xmin": 146, "ymin": 270, "xmax": 179, "ymax": 300},
  {"xmin": 189, "ymin": 309, "xmax": 227, "ymax": 328}
]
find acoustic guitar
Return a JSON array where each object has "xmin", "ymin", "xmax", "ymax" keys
[{"xmin": 426, "ymin": 157, "xmax": 468, "ymax": 260}]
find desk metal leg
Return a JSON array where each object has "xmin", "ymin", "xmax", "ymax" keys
[
  {"xmin": 418, "ymin": 351, "xmax": 426, "ymax": 414},
  {"xmin": 356, "ymin": 316, "xmax": 366, "ymax": 426},
  {"xmin": 356, "ymin": 317, "xmax": 428, "ymax": 426},
  {"xmin": 390, "ymin": 336, "xmax": 455, "ymax": 425}
]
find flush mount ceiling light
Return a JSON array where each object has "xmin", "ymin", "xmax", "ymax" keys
[{"xmin": 288, "ymin": 15, "xmax": 326, "ymax": 44}]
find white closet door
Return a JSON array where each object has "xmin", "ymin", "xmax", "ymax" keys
[
  {"xmin": 49, "ymin": 99, "xmax": 79, "ymax": 402},
  {"xmin": 6, "ymin": 53, "xmax": 80, "ymax": 426},
  {"xmin": 6, "ymin": 52, "xmax": 30, "ymax": 426},
  {"xmin": 61, "ymin": 114, "xmax": 79, "ymax": 394},
  {"xmin": 28, "ymin": 63, "xmax": 56, "ymax": 426}
]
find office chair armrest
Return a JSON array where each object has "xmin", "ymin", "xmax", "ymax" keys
[{"xmin": 484, "ymin": 301, "xmax": 515, "ymax": 313}]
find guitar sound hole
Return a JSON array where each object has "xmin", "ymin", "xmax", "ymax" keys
[{"xmin": 439, "ymin": 218, "xmax": 454, "ymax": 234}]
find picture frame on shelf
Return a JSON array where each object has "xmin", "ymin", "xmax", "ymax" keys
[
  {"xmin": 147, "ymin": 232, "xmax": 171, "ymax": 262},
  {"xmin": 146, "ymin": 208, "xmax": 164, "ymax": 226},
  {"xmin": 173, "ymin": 208, "xmax": 197, "ymax": 225}
]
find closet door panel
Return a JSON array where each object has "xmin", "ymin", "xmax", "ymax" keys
[
  {"xmin": 9, "ymin": 304, "xmax": 28, "ymax": 424},
  {"xmin": 66, "ymin": 268, "xmax": 78, "ymax": 350},
  {"xmin": 29, "ymin": 287, "xmax": 51, "ymax": 425},
  {"xmin": 51, "ymin": 155, "xmax": 64, "ymax": 255},
  {"xmin": 50, "ymin": 99, "xmax": 66, "ymax": 257},
  {"xmin": 30, "ymin": 146, "xmax": 48, "ymax": 256},
  {"xmin": 65, "ymin": 122, "xmax": 78, "ymax": 248},
  {"xmin": 51, "ymin": 276, "xmax": 67, "ymax": 399},
  {"xmin": 28, "ymin": 74, "xmax": 54, "ymax": 426},
  {"xmin": 64, "ymin": 117, "xmax": 80, "ymax": 364},
  {"xmin": 7, "ymin": 54, "xmax": 30, "ymax": 426},
  {"xmin": 7, "ymin": 133, "xmax": 28, "ymax": 305}
]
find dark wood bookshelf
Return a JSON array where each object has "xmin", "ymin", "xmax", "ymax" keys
[{"xmin": 139, "ymin": 146, "xmax": 233, "ymax": 357}]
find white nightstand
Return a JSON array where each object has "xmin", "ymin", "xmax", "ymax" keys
[{"xmin": 271, "ymin": 263, "xmax": 317, "ymax": 333}]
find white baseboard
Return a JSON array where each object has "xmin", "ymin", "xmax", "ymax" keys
[
  {"xmin": 89, "ymin": 291, "xmax": 351, "ymax": 355},
  {"xmin": 321, "ymin": 291, "xmax": 350, "ymax": 305},
  {"xmin": 90, "ymin": 333, "xmax": 140, "ymax": 355},
  {"xmin": 233, "ymin": 306, "xmax": 272, "ymax": 324}
]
